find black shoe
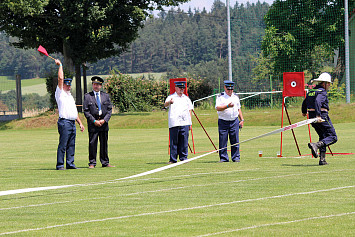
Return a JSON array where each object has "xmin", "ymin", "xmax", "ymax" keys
[
  {"xmin": 56, "ymin": 167, "xmax": 65, "ymax": 170},
  {"xmin": 319, "ymin": 160, "xmax": 328, "ymax": 165},
  {"xmin": 67, "ymin": 166, "xmax": 78, "ymax": 169},
  {"xmin": 308, "ymin": 143, "xmax": 319, "ymax": 158},
  {"xmin": 218, "ymin": 160, "xmax": 229, "ymax": 163}
]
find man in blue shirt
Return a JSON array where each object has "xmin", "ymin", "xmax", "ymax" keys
[{"xmin": 302, "ymin": 72, "xmax": 337, "ymax": 165}]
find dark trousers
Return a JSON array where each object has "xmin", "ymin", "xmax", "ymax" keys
[
  {"xmin": 218, "ymin": 118, "xmax": 240, "ymax": 162},
  {"xmin": 169, "ymin": 125, "xmax": 190, "ymax": 163},
  {"xmin": 89, "ymin": 131, "xmax": 109, "ymax": 167},
  {"xmin": 310, "ymin": 111, "xmax": 337, "ymax": 152},
  {"xmin": 57, "ymin": 118, "xmax": 76, "ymax": 169}
]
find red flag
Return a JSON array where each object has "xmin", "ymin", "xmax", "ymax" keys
[
  {"xmin": 37, "ymin": 45, "xmax": 49, "ymax": 56},
  {"xmin": 37, "ymin": 45, "xmax": 55, "ymax": 61},
  {"xmin": 38, "ymin": 45, "xmax": 49, "ymax": 57}
]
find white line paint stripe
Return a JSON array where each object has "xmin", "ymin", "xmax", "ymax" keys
[
  {"xmin": 0, "ymin": 118, "xmax": 317, "ymax": 197},
  {"xmin": 1, "ymin": 169, "xmax": 347, "ymax": 211},
  {"xmin": 0, "ymin": 186, "xmax": 353, "ymax": 235},
  {"xmin": 197, "ymin": 212, "xmax": 355, "ymax": 236},
  {"xmin": 0, "ymin": 169, "xmax": 258, "ymax": 199}
]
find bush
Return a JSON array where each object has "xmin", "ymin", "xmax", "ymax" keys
[
  {"xmin": 328, "ymin": 78, "xmax": 345, "ymax": 101},
  {"xmin": 105, "ymin": 71, "xmax": 213, "ymax": 112},
  {"xmin": 105, "ymin": 71, "xmax": 167, "ymax": 112}
]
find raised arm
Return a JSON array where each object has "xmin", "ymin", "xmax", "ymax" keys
[{"xmin": 55, "ymin": 59, "xmax": 63, "ymax": 90}]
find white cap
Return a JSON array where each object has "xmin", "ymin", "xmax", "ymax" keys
[{"xmin": 312, "ymin": 72, "xmax": 332, "ymax": 83}]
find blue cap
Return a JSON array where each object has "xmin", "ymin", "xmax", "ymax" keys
[
  {"xmin": 224, "ymin": 80, "xmax": 234, "ymax": 89},
  {"xmin": 64, "ymin": 78, "xmax": 73, "ymax": 86},
  {"xmin": 174, "ymin": 81, "xmax": 186, "ymax": 89}
]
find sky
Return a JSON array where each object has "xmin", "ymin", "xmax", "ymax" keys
[{"xmin": 167, "ymin": 0, "xmax": 275, "ymax": 12}]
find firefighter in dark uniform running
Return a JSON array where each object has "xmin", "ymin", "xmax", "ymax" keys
[{"xmin": 302, "ymin": 72, "xmax": 337, "ymax": 165}]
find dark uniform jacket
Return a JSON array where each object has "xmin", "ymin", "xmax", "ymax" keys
[
  {"xmin": 302, "ymin": 85, "xmax": 329, "ymax": 118},
  {"xmin": 83, "ymin": 91, "xmax": 112, "ymax": 132}
]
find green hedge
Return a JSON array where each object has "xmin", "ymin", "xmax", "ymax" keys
[{"xmin": 104, "ymin": 71, "xmax": 213, "ymax": 112}]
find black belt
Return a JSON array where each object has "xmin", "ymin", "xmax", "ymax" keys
[{"xmin": 59, "ymin": 117, "xmax": 75, "ymax": 122}]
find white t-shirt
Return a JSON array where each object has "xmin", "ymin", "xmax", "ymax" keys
[
  {"xmin": 165, "ymin": 92, "xmax": 193, "ymax": 128},
  {"xmin": 215, "ymin": 92, "xmax": 241, "ymax": 121},
  {"xmin": 55, "ymin": 86, "xmax": 78, "ymax": 120}
]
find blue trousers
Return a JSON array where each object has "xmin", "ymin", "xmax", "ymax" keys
[
  {"xmin": 309, "ymin": 111, "xmax": 337, "ymax": 152},
  {"xmin": 169, "ymin": 125, "xmax": 190, "ymax": 163},
  {"xmin": 57, "ymin": 118, "xmax": 76, "ymax": 169},
  {"xmin": 218, "ymin": 118, "xmax": 240, "ymax": 162}
]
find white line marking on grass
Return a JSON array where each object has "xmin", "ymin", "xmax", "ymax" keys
[
  {"xmin": 0, "ymin": 186, "xmax": 353, "ymax": 235},
  {"xmin": 0, "ymin": 169, "xmax": 258, "ymax": 197},
  {"xmin": 197, "ymin": 212, "xmax": 355, "ymax": 236},
  {"xmin": 0, "ymin": 117, "xmax": 319, "ymax": 197},
  {"xmin": 0, "ymin": 169, "xmax": 349, "ymax": 211}
]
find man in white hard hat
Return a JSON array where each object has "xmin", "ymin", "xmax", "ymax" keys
[{"xmin": 302, "ymin": 72, "xmax": 337, "ymax": 165}]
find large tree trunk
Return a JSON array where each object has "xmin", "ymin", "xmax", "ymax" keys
[
  {"xmin": 75, "ymin": 64, "xmax": 82, "ymax": 112},
  {"xmin": 63, "ymin": 44, "xmax": 75, "ymax": 73},
  {"xmin": 63, "ymin": 43, "xmax": 82, "ymax": 112},
  {"xmin": 83, "ymin": 63, "xmax": 87, "ymax": 94}
]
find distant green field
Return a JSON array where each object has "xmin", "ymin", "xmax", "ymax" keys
[
  {"xmin": 1, "ymin": 72, "xmax": 165, "ymax": 97},
  {"xmin": 0, "ymin": 120, "xmax": 354, "ymax": 236},
  {"xmin": 1, "ymin": 76, "xmax": 47, "ymax": 95}
]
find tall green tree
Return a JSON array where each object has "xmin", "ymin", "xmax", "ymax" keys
[
  {"xmin": 0, "ymin": 0, "xmax": 189, "ymax": 107},
  {"xmin": 261, "ymin": 0, "xmax": 346, "ymax": 81}
]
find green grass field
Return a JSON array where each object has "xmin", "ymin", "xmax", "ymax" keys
[{"xmin": 0, "ymin": 109, "xmax": 354, "ymax": 236}]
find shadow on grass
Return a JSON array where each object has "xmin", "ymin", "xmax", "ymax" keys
[
  {"xmin": 281, "ymin": 164, "xmax": 320, "ymax": 167},
  {"xmin": 198, "ymin": 160, "xmax": 220, "ymax": 164},
  {"xmin": 111, "ymin": 112, "xmax": 151, "ymax": 117},
  {"xmin": 146, "ymin": 162, "xmax": 170, "ymax": 165},
  {"xmin": 0, "ymin": 121, "xmax": 12, "ymax": 130}
]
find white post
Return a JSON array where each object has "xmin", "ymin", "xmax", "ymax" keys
[{"xmin": 227, "ymin": 0, "xmax": 233, "ymax": 82}]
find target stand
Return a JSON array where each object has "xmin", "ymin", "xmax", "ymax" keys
[
  {"xmin": 280, "ymin": 72, "xmax": 309, "ymax": 157},
  {"xmin": 167, "ymin": 78, "xmax": 217, "ymax": 155}
]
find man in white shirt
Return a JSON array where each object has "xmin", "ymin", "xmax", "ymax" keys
[
  {"xmin": 54, "ymin": 59, "xmax": 85, "ymax": 170},
  {"xmin": 215, "ymin": 80, "xmax": 244, "ymax": 162},
  {"xmin": 164, "ymin": 81, "xmax": 193, "ymax": 163}
]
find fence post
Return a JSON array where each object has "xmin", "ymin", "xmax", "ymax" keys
[
  {"xmin": 15, "ymin": 74, "xmax": 22, "ymax": 119},
  {"xmin": 270, "ymin": 75, "xmax": 273, "ymax": 108}
]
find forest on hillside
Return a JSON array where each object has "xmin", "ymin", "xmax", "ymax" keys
[{"xmin": 0, "ymin": 1, "xmax": 270, "ymax": 91}]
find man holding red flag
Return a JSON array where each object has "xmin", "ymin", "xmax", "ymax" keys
[{"xmin": 54, "ymin": 59, "xmax": 85, "ymax": 170}]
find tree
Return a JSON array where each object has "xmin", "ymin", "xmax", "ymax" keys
[
  {"xmin": 0, "ymin": 0, "xmax": 189, "ymax": 108},
  {"xmin": 262, "ymin": 0, "xmax": 345, "ymax": 81}
]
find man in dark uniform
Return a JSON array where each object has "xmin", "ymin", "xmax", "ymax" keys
[
  {"xmin": 83, "ymin": 76, "xmax": 114, "ymax": 168},
  {"xmin": 302, "ymin": 72, "xmax": 337, "ymax": 165}
]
